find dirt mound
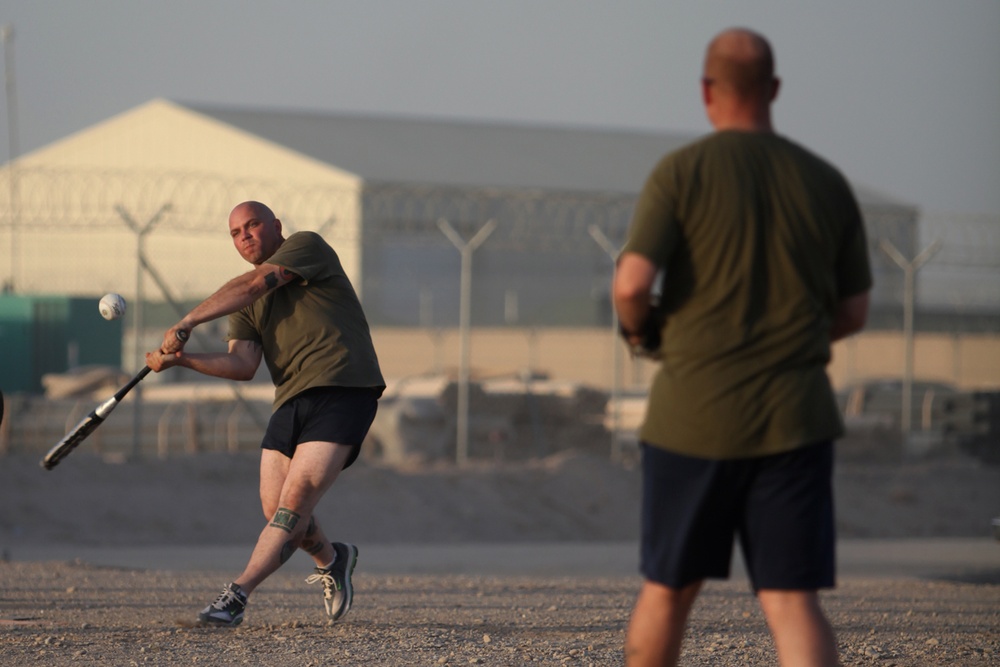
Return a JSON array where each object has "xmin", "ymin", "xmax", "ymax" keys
[{"xmin": 1, "ymin": 448, "xmax": 998, "ymax": 550}]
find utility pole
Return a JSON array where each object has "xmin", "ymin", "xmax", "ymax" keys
[{"xmin": 2, "ymin": 24, "xmax": 19, "ymax": 292}]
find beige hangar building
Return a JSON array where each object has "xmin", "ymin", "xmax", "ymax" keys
[
  {"xmin": 6, "ymin": 98, "xmax": 977, "ymax": 392},
  {"xmin": 0, "ymin": 98, "xmax": 917, "ymax": 321}
]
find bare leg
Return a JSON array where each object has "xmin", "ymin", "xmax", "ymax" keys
[
  {"xmin": 299, "ymin": 514, "xmax": 335, "ymax": 564},
  {"xmin": 625, "ymin": 579, "xmax": 702, "ymax": 667},
  {"xmin": 236, "ymin": 442, "xmax": 352, "ymax": 595},
  {"xmin": 258, "ymin": 449, "xmax": 337, "ymax": 568},
  {"xmin": 757, "ymin": 589, "xmax": 841, "ymax": 667}
]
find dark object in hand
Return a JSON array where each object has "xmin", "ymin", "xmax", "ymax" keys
[{"xmin": 620, "ymin": 307, "xmax": 664, "ymax": 359}]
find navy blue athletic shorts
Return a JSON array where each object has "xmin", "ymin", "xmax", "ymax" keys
[
  {"xmin": 639, "ymin": 440, "xmax": 835, "ymax": 591},
  {"xmin": 261, "ymin": 386, "xmax": 380, "ymax": 469}
]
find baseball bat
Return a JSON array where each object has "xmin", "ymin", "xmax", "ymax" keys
[{"xmin": 40, "ymin": 330, "xmax": 189, "ymax": 470}]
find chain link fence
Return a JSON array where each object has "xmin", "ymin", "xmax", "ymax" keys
[{"xmin": 0, "ymin": 167, "xmax": 996, "ymax": 463}]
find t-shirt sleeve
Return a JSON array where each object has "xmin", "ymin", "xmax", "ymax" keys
[
  {"xmin": 622, "ymin": 158, "xmax": 681, "ymax": 268},
  {"xmin": 226, "ymin": 309, "xmax": 260, "ymax": 343},
  {"xmin": 265, "ymin": 232, "xmax": 330, "ymax": 283}
]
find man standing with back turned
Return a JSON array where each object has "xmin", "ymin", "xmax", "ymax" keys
[
  {"xmin": 614, "ymin": 29, "xmax": 871, "ymax": 666},
  {"xmin": 146, "ymin": 201, "xmax": 385, "ymax": 627}
]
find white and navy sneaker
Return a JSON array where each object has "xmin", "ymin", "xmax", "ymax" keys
[
  {"xmin": 198, "ymin": 582, "xmax": 248, "ymax": 626},
  {"xmin": 305, "ymin": 542, "xmax": 358, "ymax": 621}
]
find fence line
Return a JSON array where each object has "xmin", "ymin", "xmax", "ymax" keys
[{"xmin": 0, "ymin": 167, "xmax": 996, "ymax": 463}]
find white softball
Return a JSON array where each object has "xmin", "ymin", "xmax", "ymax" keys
[{"xmin": 99, "ymin": 293, "xmax": 127, "ymax": 321}]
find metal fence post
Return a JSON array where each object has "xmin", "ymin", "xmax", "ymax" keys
[
  {"xmin": 588, "ymin": 225, "xmax": 625, "ymax": 462},
  {"xmin": 879, "ymin": 237, "xmax": 942, "ymax": 443},
  {"xmin": 117, "ymin": 203, "xmax": 171, "ymax": 460},
  {"xmin": 438, "ymin": 217, "xmax": 497, "ymax": 465}
]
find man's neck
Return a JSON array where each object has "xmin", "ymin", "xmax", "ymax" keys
[
  {"xmin": 708, "ymin": 99, "xmax": 774, "ymax": 133},
  {"xmin": 713, "ymin": 115, "xmax": 773, "ymax": 133}
]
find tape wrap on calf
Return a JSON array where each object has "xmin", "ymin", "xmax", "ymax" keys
[{"xmin": 269, "ymin": 507, "xmax": 301, "ymax": 533}]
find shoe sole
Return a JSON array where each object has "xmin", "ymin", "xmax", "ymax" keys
[
  {"xmin": 195, "ymin": 614, "xmax": 243, "ymax": 627},
  {"xmin": 332, "ymin": 543, "xmax": 358, "ymax": 621}
]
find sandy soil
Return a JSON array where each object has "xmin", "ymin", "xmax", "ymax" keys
[{"xmin": 1, "ymin": 449, "xmax": 998, "ymax": 666}]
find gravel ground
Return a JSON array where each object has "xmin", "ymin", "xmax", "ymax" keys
[
  {"xmin": 1, "ymin": 561, "xmax": 998, "ymax": 666},
  {"xmin": 1, "ymin": 449, "xmax": 998, "ymax": 665}
]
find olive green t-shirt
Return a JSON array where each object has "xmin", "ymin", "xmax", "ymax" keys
[
  {"xmin": 624, "ymin": 131, "xmax": 872, "ymax": 459},
  {"xmin": 227, "ymin": 231, "xmax": 385, "ymax": 410}
]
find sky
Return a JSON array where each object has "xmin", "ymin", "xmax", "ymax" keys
[{"xmin": 0, "ymin": 0, "xmax": 996, "ymax": 221}]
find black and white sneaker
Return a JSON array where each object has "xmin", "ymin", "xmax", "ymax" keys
[
  {"xmin": 198, "ymin": 582, "xmax": 248, "ymax": 627},
  {"xmin": 305, "ymin": 542, "xmax": 358, "ymax": 621}
]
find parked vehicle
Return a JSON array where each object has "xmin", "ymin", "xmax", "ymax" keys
[{"xmin": 836, "ymin": 379, "xmax": 1000, "ymax": 465}]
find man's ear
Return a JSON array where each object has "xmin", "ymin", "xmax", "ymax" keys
[
  {"xmin": 769, "ymin": 77, "xmax": 781, "ymax": 102},
  {"xmin": 701, "ymin": 78, "xmax": 714, "ymax": 107}
]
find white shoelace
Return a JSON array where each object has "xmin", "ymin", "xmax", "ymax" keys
[
  {"xmin": 213, "ymin": 586, "xmax": 246, "ymax": 609},
  {"xmin": 304, "ymin": 571, "xmax": 337, "ymax": 594}
]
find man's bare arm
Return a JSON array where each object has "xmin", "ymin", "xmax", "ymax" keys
[
  {"xmin": 613, "ymin": 252, "xmax": 659, "ymax": 345},
  {"xmin": 146, "ymin": 339, "xmax": 263, "ymax": 380},
  {"xmin": 830, "ymin": 291, "xmax": 870, "ymax": 342},
  {"xmin": 159, "ymin": 263, "xmax": 298, "ymax": 354}
]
